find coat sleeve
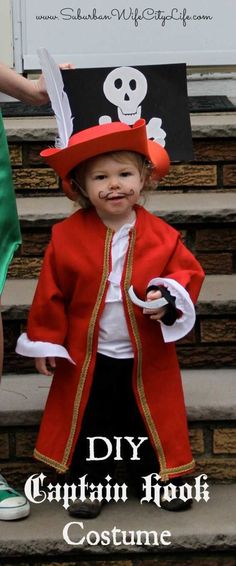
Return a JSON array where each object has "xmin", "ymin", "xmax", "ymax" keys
[
  {"xmin": 27, "ymin": 239, "xmax": 68, "ymax": 345},
  {"xmin": 160, "ymin": 236, "xmax": 205, "ymax": 304},
  {"xmin": 147, "ymin": 235, "xmax": 205, "ymax": 342}
]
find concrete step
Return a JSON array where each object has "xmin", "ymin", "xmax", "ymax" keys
[
  {"xmin": 2, "ymin": 274, "xmax": 236, "ymax": 316},
  {"xmin": 16, "ymin": 192, "xmax": 236, "ymax": 225},
  {"xmin": 1, "ymin": 370, "xmax": 235, "ymax": 487},
  {"xmin": 0, "ymin": 484, "xmax": 235, "ymax": 561},
  {"xmin": 0, "ymin": 369, "xmax": 236, "ymax": 427},
  {"xmin": 5, "ymin": 112, "xmax": 236, "ymax": 141}
]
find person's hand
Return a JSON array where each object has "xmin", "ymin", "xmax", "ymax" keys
[
  {"xmin": 31, "ymin": 74, "xmax": 48, "ymax": 105},
  {"xmin": 32, "ymin": 62, "xmax": 75, "ymax": 105},
  {"xmin": 143, "ymin": 289, "xmax": 167, "ymax": 321},
  {"xmin": 35, "ymin": 357, "xmax": 56, "ymax": 376},
  {"xmin": 59, "ymin": 63, "xmax": 75, "ymax": 70}
]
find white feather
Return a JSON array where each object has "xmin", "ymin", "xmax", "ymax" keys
[{"xmin": 37, "ymin": 48, "xmax": 73, "ymax": 148}]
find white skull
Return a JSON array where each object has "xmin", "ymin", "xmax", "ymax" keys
[{"xmin": 103, "ymin": 67, "xmax": 147, "ymax": 125}]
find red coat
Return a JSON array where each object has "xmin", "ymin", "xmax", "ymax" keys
[{"xmin": 28, "ymin": 205, "xmax": 204, "ymax": 480}]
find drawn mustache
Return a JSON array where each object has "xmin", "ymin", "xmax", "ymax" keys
[{"xmin": 98, "ymin": 189, "xmax": 135, "ymax": 200}]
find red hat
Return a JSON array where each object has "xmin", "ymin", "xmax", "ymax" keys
[{"xmin": 41, "ymin": 119, "xmax": 170, "ymax": 200}]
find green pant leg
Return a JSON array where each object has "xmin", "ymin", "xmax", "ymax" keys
[{"xmin": 0, "ymin": 111, "xmax": 21, "ymax": 294}]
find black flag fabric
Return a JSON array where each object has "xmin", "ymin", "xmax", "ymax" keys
[{"xmin": 61, "ymin": 63, "xmax": 193, "ymax": 161}]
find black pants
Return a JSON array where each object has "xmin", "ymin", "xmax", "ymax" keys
[{"xmin": 69, "ymin": 353, "xmax": 159, "ymax": 492}]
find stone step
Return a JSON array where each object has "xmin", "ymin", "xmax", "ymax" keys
[
  {"xmin": 5, "ymin": 112, "xmax": 236, "ymax": 140},
  {"xmin": 0, "ymin": 484, "xmax": 235, "ymax": 562},
  {"xmin": 1, "ymin": 369, "xmax": 236, "ymax": 426},
  {"xmin": 0, "ymin": 370, "xmax": 235, "ymax": 485},
  {"xmin": 16, "ymin": 192, "xmax": 236, "ymax": 225},
  {"xmin": 2, "ymin": 274, "xmax": 236, "ymax": 316}
]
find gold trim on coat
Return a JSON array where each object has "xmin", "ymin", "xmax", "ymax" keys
[
  {"xmin": 123, "ymin": 228, "xmax": 194, "ymax": 481},
  {"xmin": 33, "ymin": 450, "xmax": 195, "ymax": 479},
  {"xmin": 35, "ymin": 224, "xmax": 194, "ymax": 481},
  {"xmin": 34, "ymin": 448, "xmax": 68, "ymax": 473},
  {"xmin": 161, "ymin": 459, "xmax": 196, "ymax": 478},
  {"xmin": 62, "ymin": 228, "xmax": 113, "ymax": 467},
  {"xmin": 123, "ymin": 228, "xmax": 169, "ymax": 479}
]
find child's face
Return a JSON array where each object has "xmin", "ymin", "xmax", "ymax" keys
[{"xmin": 81, "ymin": 153, "xmax": 145, "ymax": 222}]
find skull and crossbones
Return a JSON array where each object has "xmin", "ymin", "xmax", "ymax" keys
[{"xmin": 99, "ymin": 67, "xmax": 166, "ymax": 147}]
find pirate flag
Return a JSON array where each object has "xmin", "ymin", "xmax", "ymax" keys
[
  {"xmin": 61, "ymin": 63, "xmax": 193, "ymax": 161},
  {"xmin": 38, "ymin": 50, "xmax": 193, "ymax": 161}
]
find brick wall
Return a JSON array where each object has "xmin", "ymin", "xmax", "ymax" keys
[
  {"xmin": 1, "ymin": 422, "xmax": 236, "ymax": 488},
  {"xmin": 8, "ymin": 138, "xmax": 236, "ymax": 193},
  {"xmin": 7, "ymin": 137, "xmax": 236, "ymax": 278},
  {"xmin": 3, "ymin": 277, "xmax": 236, "ymax": 372},
  {"xmin": 0, "ymin": 424, "xmax": 56, "ymax": 488},
  {"xmin": 6, "ymin": 222, "xmax": 236, "ymax": 278}
]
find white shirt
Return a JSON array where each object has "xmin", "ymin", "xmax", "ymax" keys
[
  {"xmin": 16, "ymin": 220, "xmax": 195, "ymax": 362},
  {"xmin": 97, "ymin": 221, "xmax": 135, "ymax": 358}
]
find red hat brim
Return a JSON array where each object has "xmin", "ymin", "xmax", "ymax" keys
[{"xmin": 41, "ymin": 119, "xmax": 170, "ymax": 181}]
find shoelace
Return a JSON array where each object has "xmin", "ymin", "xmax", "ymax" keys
[{"xmin": 0, "ymin": 476, "xmax": 19, "ymax": 495}]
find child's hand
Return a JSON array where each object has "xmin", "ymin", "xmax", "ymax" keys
[
  {"xmin": 143, "ymin": 290, "xmax": 167, "ymax": 321},
  {"xmin": 35, "ymin": 357, "xmax": 56, "ymax": 376}
]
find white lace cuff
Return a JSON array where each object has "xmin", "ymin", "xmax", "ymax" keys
[
  {"xmin": 15, "ymin": 333, "xmax": 76, "ymax": 364},
  {"xmin": 148, "ymin": 277, "xmax": 196, "ymax": 343}
]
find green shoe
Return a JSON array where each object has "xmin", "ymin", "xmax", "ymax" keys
[{"xmin": 0, "ymin": 474, "xmax": 30, "ymax": 520}]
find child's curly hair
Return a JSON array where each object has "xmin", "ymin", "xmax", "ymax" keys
[{"xmin": 70, "ymin": 150, "xmax": 157, "ymax": 209}]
